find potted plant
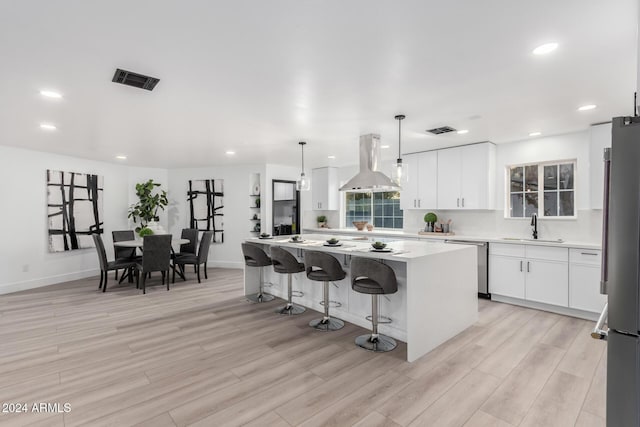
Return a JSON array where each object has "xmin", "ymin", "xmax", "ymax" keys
[
  {"xmin": 317, "ymin": 215, "xmax": 327, "ymax": 228},
  {"xmin": 128, "ymin": 179, "xmax": 169, "ymax": 235},
  {"xmin": 424, "ymin": 212, "xmax": 438, "ymax": 232}
]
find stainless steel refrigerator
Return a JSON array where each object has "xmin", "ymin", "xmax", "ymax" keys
[{"xmin": 605, "ymin": 116, "xmax": 640, "ymax": 426}]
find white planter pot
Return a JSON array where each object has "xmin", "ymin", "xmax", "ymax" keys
[{"xmin": 146, "ymin": 220, "xmax": 167, "ymax": 235}]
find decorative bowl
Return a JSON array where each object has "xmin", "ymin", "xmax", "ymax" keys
[
  {"xmin": 352, "ymin": 221, "xmax": 368, "ymax": 231},
  {"xmin": 326, "ymin": 238, "xmax": 340, "ymax": 245},
  {"xmin": 291, "ymin": 235, "xmax": 301, "ymax": 241},
  {"xmin": 371, "ymin": 241, "xmax": 387, "ymax": 250},
  {"xmin": 260, "ymin": 233, "xmax": 270, "ymax": 238}
]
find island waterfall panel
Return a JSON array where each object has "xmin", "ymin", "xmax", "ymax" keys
[
  {"xmin": 188, "ymin": 179, "xmax": 224, "ymax": 243},
  {"xmin": 46, "ymin": 170, "xmax": 103, "ymax": 252}
]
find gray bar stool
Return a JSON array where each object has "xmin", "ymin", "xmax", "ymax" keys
[
  {"xmin": 270, "ymin": 246, "xmax": 306, "ymax": 315},
  {"xmin": 241, "ymin": 243, "xmax": 275, "ymax": 303},
  {"xmin": 304, "ymin": 250, "xmax": 346, "ymax": 331},
  {"xmin": 350, "ymin": 257, "xmax": 398, "ymax": 352}
]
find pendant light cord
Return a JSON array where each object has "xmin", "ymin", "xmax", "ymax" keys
[
  {"xmin": 395, "ymin": 114, "xmax": 405, "ymax": 161},
  {"xmin": 299, "ymin": 141, "xmax": 306, "ymax": 174}
]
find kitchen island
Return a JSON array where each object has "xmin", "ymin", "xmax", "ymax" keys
[{"xmin": 244, "ymin": 234, "xmax": 477, "ymax": 362}]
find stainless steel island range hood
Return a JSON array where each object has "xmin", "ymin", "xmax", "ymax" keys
[{"xmin": 339, "ymin": 134, "xmax": 401, "ymax": 192}]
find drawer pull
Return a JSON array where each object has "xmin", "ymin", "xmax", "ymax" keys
[{"xmin": 581, "ymin": 252, "xmax": 598, "ymax": 256}]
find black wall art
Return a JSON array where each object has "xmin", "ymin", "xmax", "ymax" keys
[
  {"xmin": 47, "ymin": 170, "xmax": 104, "ymax": 252},
  {"xmin": 187, "ymin": 179, "xmax": 224, "ymax": 243}
]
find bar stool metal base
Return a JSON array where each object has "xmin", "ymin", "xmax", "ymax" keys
[
  {"xmin": 355, "ymin": 333, "xmax": 397, "ymax": 352},
  {"xmin": 275, "ymin": 303, "xmax": 306, "ymax": 315},
  {"xmin": 309, "ymin": 317, "xmax": 344, "ymax": 331},
  {"xmin": 246, "ymin": 293, "xmax": 275, "ymax": 303}
]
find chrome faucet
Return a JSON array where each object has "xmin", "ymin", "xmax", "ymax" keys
[{"xmin": 531, "ymin": 213, "xmax": 538, "ymax": 240}]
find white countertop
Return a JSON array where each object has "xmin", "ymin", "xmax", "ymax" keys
[
  {"xmin": 248, "ymin": 233, "xmax": 472, "ymax": 262},
  {"xmin": 302, "ymin": 228, "xmax": 601, "ymax": 250}
]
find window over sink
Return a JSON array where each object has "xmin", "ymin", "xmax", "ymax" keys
[
  {"xmin": 507, "ymin": 160, "xmax": 576, "ymax": 218},
  {"xmin": 344, "ymin": 191, "xmax": 403, "ymax": 229}
]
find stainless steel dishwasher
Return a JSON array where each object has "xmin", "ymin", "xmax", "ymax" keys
[{"xmin": 444, "ymin": 240, "xmax": 489, "ymax": 298}]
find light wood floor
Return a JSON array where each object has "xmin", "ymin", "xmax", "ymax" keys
[{"xmin": 0, "ymin": 268, "xmax": 606, "ymax": 427}]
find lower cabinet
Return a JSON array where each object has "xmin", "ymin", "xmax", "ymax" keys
[
  {"xmin": 489, "ymin": 255, "xmax": 525, "ymax": 299},
  {"xmin": 525, "ymin": 259, "xmax": 568, "ymax": 306},
  {"xmin": 490, "ymin": 243, "xmax": 604, "ymax": 314},
  {"xmin": 569, "ymin": 263, "xmax": 606, "ymax": 313}
]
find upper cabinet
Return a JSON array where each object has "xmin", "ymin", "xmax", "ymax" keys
[
  {"xmin": 437, "ymin": 142, "xmax": 496, "ymax": 210},
  {"xmin": 311, "ymin": 167, "xmax": 339, "ymax": 210},
  {"xmin": 400, "ymin": 151, "xmax": 437, "ymax": 210},
  {"xmin": 589, "ymin": 122, "xmax": 611, "ymax": 209}
]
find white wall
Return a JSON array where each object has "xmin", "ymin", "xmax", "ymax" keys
[
  {"xmin": 0, "ymin": 146, "xmax": 138, "ymax": 293},
  {"xmin": 403, "ymin": 130, "xmax": 602, "ymax": 243},
  {"xmin": 167, "ymin": 164, "xmax": 265, "ymax": 269}
]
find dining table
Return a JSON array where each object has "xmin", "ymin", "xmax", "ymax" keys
[{"xmin": 114, "ymin": 236, "xmax": 191, "ymax": 281}]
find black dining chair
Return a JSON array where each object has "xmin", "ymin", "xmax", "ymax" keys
[
  {"xmin": 93, "ymin": 234, "xmax": 137, "ymax": 292},
  {"xmin": 112, "ymin": 230, "xmax": 136, "ymax": 282},
  {"xmin": 173, "ymin": 231, "xmax": 213, "ymax": 283},
  {"xmin": 135, "ymin": 235, "xmax": 172, "ymax": 294},
  {"xmin": 173, "ymin": 228, "xmax": 199, "ymax": 275}
]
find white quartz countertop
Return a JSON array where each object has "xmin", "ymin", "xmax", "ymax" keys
[
  {"xmin": 247, "ymin": 234, "xmax": 472, "ymax": 262},
  {"xmin": 302, "ymin": 228, "xmax": 601, "ymax": 250}
]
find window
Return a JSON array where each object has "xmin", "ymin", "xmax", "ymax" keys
[
  {"xmin": 345, "ymin": 191, "xmax": 403, "ymax": 229},
  {"xmin": 508, "ymin": 161, "xmax": 576, "ymax": 218}
]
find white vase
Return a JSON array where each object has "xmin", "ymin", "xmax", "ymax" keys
[{"xmin": 146, "ymin": 220, "xmax": 167, "ymax": 235}]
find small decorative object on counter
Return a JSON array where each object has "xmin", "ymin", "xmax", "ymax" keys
[
  {"xmin": 352, "ymin": 221, "xmax": 368, "ymax": 231},
  {"xmin": 366, "ymin": 224, "xmax": 374, "ymax": 231},
  {"xmin": 317, "ymin": 215, "xmax": 327, "ymax": 228},
  {"xmin": 371, "ymin": 241, "xmax": 387, "ymax": 250},
  {"xmin": 255, "ymin": 197, "xmax": 260, "ymax": 208},
  {"xmin": 424, "ymin": 212, "xmax": 438, "ymax": 232},
  {"xmin": 442, "ymin": 220, "xmax": 451, "ymax": 233}
]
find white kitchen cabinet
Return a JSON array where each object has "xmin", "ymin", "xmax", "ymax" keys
[
  {"xmin": 437, "ymin": 142, "xmax": 495, "ymax": 209},
  {"xmin": 569, "ymin": 248, "xmax": 606, "ymax": 313},
  {"xmin": 525, "ymin": 259, "xmax": 569, "ymax": 306},
  {"xmin": 589, "ymin": 122, "xmax": 611, "ymax": 209},
  {"xmin": 490, "ymin": 243, "xmax": 568, "ymax": 307},
  {"xmin": 311, "ymin": 167, "xmax": 339, "ymax": 210},
  {"xmin": 400, "ymin": 151, "xmax": 437, "ymax": 210},
  {"xmin": 489, "ymin": 255, "xmax": 525, "ymax": 299}
]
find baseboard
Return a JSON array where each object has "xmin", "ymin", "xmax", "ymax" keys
[
  {"xmin": 491, "ymin": 294, "xmax": 600, "ymax": 321},
  {"xmin": 0, "ymin": 269, "xmax": 100, "ymax": 295}
]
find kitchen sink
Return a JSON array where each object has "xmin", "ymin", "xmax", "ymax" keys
[{"xmin": 500, "ymin": 237, "xmax": 564, "ymax": 243}]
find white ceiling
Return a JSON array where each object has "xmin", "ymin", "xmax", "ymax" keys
[{"xmin": 0, "ymin": 0, "xmax": 636, "ymax": 169}]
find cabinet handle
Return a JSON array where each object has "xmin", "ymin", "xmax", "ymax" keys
[
  {"xmin": 527, "ymin": 261, "xmax": 530, "ymax": 272},
  {"xmin": 462, "ymin": 198, "xmax": 465, "ymax": 208},
  {"xmin": 413, "ymin": 199, "xmax": 416, "ymax": 208},
  {"xmin": 581, "ymin": 252, "xmax": 598, "ymax": 256},
  {"xmin": 520, "ymin": 260, "xmax": 523, "ymax": 272},
  {"xmin": 418, "ymin": 199, "xmax": 421, "ymax": 208},
  {"xmin": 457, "ymin": 198, "xmax": 460, "ymax": 207}
]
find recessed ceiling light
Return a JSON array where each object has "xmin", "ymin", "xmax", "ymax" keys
[
  {"xmin": 532, "ymin": 42, "xmax": 558, "ymax": 55},
  {"xmin": 115, "ymin": 155, "xmax": 127, "ymax": 160},
  {"xmin": 225, "ymin": 150, "xmax": 236, "ymax": 155},
  {"xmin": 529, "ymin": 132, "xmax": 542, "ymax": 137},
  {"xmin": 578, "ymin": 104, "xmax": 597, "ymax": 111},
  {"xmin": 40, "ymin": 123, "xmax": 57, "ymax": 130},
  {"xmin": 457, "ymin": 129, "xmax": 469, "ymax": 135},
  {"xmin": 40, "ymin": 90, "xmax": 63, "ymax": 99},
  {"xmin": 381, "ymin": 145, "xmax": 390, "ymax": 149},
  {"xmin": 327, "ymin": 155, "xmax": 336, "ymax": 159}
]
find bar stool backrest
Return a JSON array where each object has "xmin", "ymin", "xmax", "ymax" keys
[
  {"xmin": 304, "ymin": 250, "xmax": 346, "ymax": 281},
  {"xmin": 241, "ymin": 243, "xmax": 272, "ymax": 267},
  {"xmin": 271, "ymin": 246, "xmax": 304, "ymax": 274},
  {"xmin": 350, "ymin": 257, "xmax": 398, "ymax": 294}
]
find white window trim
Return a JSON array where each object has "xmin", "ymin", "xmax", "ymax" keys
[{"xmin": 504, "ymin": 159, "xmax": 578, "ymax": 220}]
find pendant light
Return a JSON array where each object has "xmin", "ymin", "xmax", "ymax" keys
[
  {"xmin": 296, "ymin": 141, "xmax": 311, "ymax": 191},
  {"xmin": 392, "ymin": 114, "xmax": 407, "ymax": 186}
]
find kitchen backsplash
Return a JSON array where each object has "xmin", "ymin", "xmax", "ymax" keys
[
  {"xmin": 303, "ymin": 209, "xmax": 603, "ymax": 244},
  {"xmin": 403, "ymin": 209, "xmax": 603, "ymax": 243}
]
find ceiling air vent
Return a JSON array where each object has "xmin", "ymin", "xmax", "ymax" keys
[
  {"xmin": 426, "ymin": 126, "xmax": 457, "ymax": 135},
  {"xmin": 112, "ymin": 68, "xmax": 160, "ymax": 91}
]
